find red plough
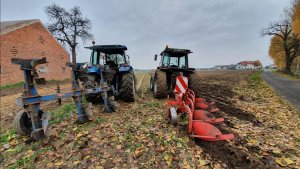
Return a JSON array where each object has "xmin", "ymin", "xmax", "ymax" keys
[{"xmin": 166, "ymin": 76, "xmax": 234, "ymax": 142}]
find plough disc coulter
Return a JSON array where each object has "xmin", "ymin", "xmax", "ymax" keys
[{"xmin": 166, "ymin": 76, "xmax": 234, "ymax": 142}]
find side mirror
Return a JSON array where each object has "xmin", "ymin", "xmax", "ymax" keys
[{"xmin": 154, "ymin": 54, "xmax": 157, "ymax": 61}]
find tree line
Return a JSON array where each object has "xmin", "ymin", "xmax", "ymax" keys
[{"xmin": 262, "ymin": 0, "xmax": 300, "ymax": 74}]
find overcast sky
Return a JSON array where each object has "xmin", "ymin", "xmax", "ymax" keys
[{"xmin": 1, "ymin": 0, "xmax": 290, "ymax": 69}]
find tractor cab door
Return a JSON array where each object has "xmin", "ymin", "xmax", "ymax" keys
[
  {"xmin": 179, "ymin": 55, "xmax": 188, "ymax": 68},
  {"xmin": 90, "ymin": 50, "xmax": 100, "ymax": 65},
  {"xmin": 161, "ymin": 53, "xmax": 169, "ymax": 67}
]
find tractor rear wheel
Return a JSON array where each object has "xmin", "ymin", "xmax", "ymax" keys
[
  {"xmin": 121, "ymin": 71, "xmax": 136, "ymax": 102},
  {"xmin": 150, "ymin": 76, "xmax": 154, "ymax": 91},
  {"xmin": 13, "ymin": 110, "xmax": 43, "ymax": 136},
  {"xmin": 154, "ymin": 70, "xmax": 167, "ymax": 98},
  {"xmin": 189, "ymin": 72, "xmax": 201, "ymax": 97},
  {"xmin": 84, "ymin": 75, "xmax": 100, "ymax": 103}
]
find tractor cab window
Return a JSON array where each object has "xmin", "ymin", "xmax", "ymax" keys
[
  {"xmin": 106, "ymin": 53, "xmax": 126, "ymax": 66},
  {"xmin": 91, "ymin": 50, "xmax": 99, "ymax": 65},
  {"xmin": 162, "ymin": 53, "xmax": 169, "ymax": 66},
  {"xmin": 179, "ymin": 56, "xmax": 187, "ymax": 68},
  {"xmin": 169, "ymin": 57, "xmax": 179, "ymax": 67},
  {"xmin": 162, "ymin": 52, "xmax": 187, "ymax": 68}
]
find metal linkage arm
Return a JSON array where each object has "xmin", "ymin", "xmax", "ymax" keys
[
  {"xmin": 11, "ymin": 57, "xmax": 48, "ymax": 70},
  {"xmin": 16, "ymin": 90, "xmax": 82, "ymax": 107}
]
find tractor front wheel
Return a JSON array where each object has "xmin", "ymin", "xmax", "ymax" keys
[
  {"xmin": 154, "ymin": 70, "xmax": 167, "ymax": 98},
  {"xmin": 189, "ymin": 72, "xmax": 201, "ymax": 97},
  {"xmin": 121, "ymin": 71, "xmax": 136, "ymax": 102}
]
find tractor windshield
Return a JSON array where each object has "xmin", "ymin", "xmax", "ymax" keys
[
  {"xmin": 90, "ymin": 50, "xmax": 126, "ymax": 66},
  {"xmin": 106, "ymin": 53, "xmax": 126, "ymax": 65},
  {"xmin": 162, "ymin": 52, "xmax": 187, "ymax": 68}
]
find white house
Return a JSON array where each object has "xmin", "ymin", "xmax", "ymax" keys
[
  {"xmin": 213, "ymin": 64, "xmax": 235, "ymax": 70},
  {"xmin": 235, "ymin": 61, "xmax": 256, "ymax": 70}
]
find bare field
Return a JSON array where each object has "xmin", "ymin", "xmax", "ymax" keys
[{"xmin": 0, "ymin": 71, "xmax": 299, "ymax": 169}]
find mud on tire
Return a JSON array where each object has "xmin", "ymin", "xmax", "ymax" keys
[
  {"xmin": 189, "ymin": 72, "xmax": 201, "ymax": 97},
  {"xmin": 154, "ymin": 70, "xmax": 167, "ymax": 98},
  {"xmin": 120, "ymin": 71, "xmax": 136, "ymax": 102}
]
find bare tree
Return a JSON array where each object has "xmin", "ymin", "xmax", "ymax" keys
[
  {"xmin": 262, "ymin": 13, "xmax": 300, "ymax": 74},
  {"xmin": 45, "ymin": 4, "xmax": 93, "ymax": 63}
]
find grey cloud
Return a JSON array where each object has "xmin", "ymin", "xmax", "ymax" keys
[{"xmin": 1, "ymin": 0, "xmax": 289, "ymax": 68}]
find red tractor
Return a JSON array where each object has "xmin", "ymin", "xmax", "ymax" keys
[{"xmin": 150, "ymin": 46, "xmax": 201, "ymax": 98}]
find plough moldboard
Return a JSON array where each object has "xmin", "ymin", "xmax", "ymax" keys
[{"xmin": 166, "ymin": 76, "xmax": 234, "ymax": 142}]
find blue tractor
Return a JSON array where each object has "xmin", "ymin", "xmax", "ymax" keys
[{"xmin": 79, "ymin": 44, "xmax": 136, "ymax": 104}]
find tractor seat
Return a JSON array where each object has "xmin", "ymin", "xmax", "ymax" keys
[{"xmin": 11, "ymin": 57, "xmax": 48, "ymax": 69}]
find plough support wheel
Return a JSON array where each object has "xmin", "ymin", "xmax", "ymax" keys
[
  {"xmin": 13, "ymin": 110, "xmax": 32, "ymax": 135},
  {"xmin": 13, "ymin": 110, "xmax": 43, "ymax": 136},
  {"xmin": 169, "ymin": 107, "xmax": 178, "ymax": 125}
]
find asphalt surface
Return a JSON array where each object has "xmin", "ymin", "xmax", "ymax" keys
[{"xmin": 262, "ymin": 71, "xmax": 300, "ymax": 112}]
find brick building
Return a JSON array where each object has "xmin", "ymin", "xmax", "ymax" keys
[{"xmin": 0, "ymin": 19, "xmax": 71, "ymax": 85}]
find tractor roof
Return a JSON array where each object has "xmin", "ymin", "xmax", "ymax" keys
[
  {"xmin": 161, "ymin": 47, "xmax": 192, "ymax": 55},
  {"xmin": 85, "ymin": 45, "xmax": 127, "ymax": 51}
]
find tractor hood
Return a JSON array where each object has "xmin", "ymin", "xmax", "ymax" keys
[
  {"xmin": 119, "ymin": 64, "xmax": 132, "ymax": 72},
  {"xmin": 86, "ymin": 65, "xmax": 102, "ymax": 75}
]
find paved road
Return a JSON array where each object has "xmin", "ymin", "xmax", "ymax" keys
[{"xmin": 262, "ymin": 71, "xmax": 300, "ymax": 112}]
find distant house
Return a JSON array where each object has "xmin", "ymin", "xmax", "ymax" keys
[
  {"xmin": 213, "ymin": 64, "xmax": 235, "ymax": 70},
  {"xmin": 0, "ymin": 19, "xmax": 71, "ymax": 85},
  {"xmin": 265, "ymin": 64, "xmax": 277, "ymax": 69},
  {"xmin": 235, "ymin": 61, "xmax": 257, "ymax": 70}
]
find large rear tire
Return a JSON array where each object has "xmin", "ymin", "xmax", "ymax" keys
[
  {"xmin": 150, "ymin": 76, "xmax": 154, "ymax": 91},
  {"xmin": 120, "ymin": 71, "xmax": 136, "ymax": 102},
  {"xmin": 84, "ymin": 75, "xmax": 100, "ymax": 103},
  {"xmin": 189, "ymin": 72, "xmax": 201, "ymax": 97},
  {"xmin": 154, "ymin": 70, "xmax": 167, "ymax": 98}
]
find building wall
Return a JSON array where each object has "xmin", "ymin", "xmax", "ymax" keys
[{"xmin": 0, "ymin": 22, "xmax": 71, "ymax": 85}]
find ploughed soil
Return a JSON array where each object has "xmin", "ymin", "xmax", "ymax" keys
[{"xmin": 0, "ymin": 71, "xmax": 299, "ymax": 169}]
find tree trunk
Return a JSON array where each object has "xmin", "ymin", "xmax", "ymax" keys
[
  {"xmin": 283, "ymin": 39, "xmax": 292, "ymax": 74},
  {"xmin": 71, "ymin": 47, "xmax": 76, "ymax": 63},
  {"xmin": 285, "ymin": 58, "xmax": 292, "ymax": 74}
]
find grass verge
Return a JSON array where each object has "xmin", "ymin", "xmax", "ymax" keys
[
  {"xmin": 249, "ymin": 71, "xmax": 262, "ymax": 87},
  {"xmin": 0, "ymin": 82, "xmax": 24, "ymax": 90},
  {"xmin": 0, "ymin": 78, "xmax": 71, "ymax": 90}
]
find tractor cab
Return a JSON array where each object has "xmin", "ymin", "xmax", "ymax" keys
[
  {"xmin": 81, "ymin": 44, "xmax": 136, "ymax": 102},
  {"xmin": 86, "ymin": 45, "xmax": 130, "ymax": 70},
  {"xmin": 151, "ymin": 46, "xmax": 200, "ymax": 98},
  {"xmin": 155, "ymin": 46, "xmax": 195, "ymax": 72}
]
